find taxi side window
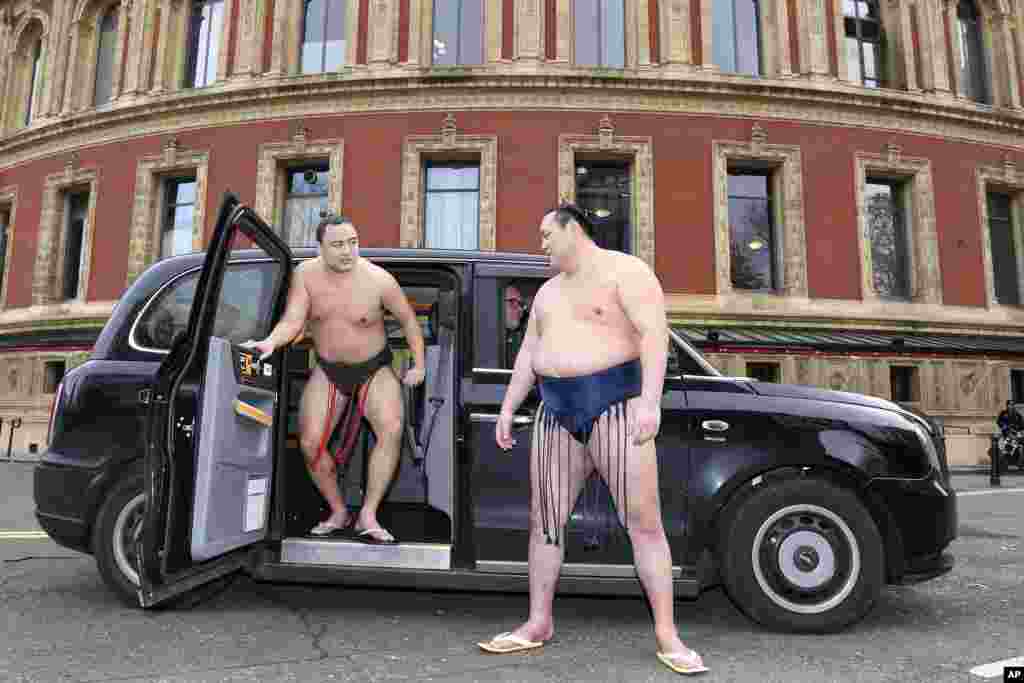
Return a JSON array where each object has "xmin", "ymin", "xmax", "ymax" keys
[
  {"xmin": 501, "ymin": 280, "xmax": 538, "ymax": 369},
  {"xmin": 134, "ymin": 263, "xmax": 281, "ymax": 351}
]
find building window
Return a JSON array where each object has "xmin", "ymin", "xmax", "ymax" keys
[
  {"xmin": 25, "ymin": 39, "xmax": 44, "ymax": 125},
  {"xmin": 1012, "ymin": 369, "xmax": 1024, "ymax": 404},
  {"xmin": 423, "ymin": 163, "xmax": 480, "ymax": 249},
  {"xmin": 987, "ymin": 192, "xmax": 1020, "ymax": 306},
  {"xmin": 713, "ymin": 0, "xmax": 761, "ymax": 75},
  {"xmin": 865, "ymin": 179, "xmax": 910, "ymax": 299},
  {"xmin": 728, "ymin": 170, "xmax": 777, "ymax": 291},
  {"xmin": 43, "ymin": 360, "xmax": 66, "ymax": 394},
  {"xmin": 302, "ymin": 0, "xmax": 347, "ymax": 73},
  {"xmin": 432, "ymin": 0, "xmax": 483, "ymax": 66},
  {"xmin": 747, "ymin": 361, "xmax": 780, "ymax": 383},
  {"xmin": 94, "ymin": 6, "xmax": 119, "ymax": 106},
  {"xmin": 574, "ymin": 0, "xmax": 625, "ymax": 68},
  {"xmin": 185, "ymin": 0, "xmax": 224, "ymax": 87},
  {"xmin": 957, "ymin": 0, "xmax": 988, "ymax": 104},
  {"xmin": 161, "ymin": 178, "xmax": 197, "ymax": 258},
  {"xmin": 575, "ymin": 161, "xmax": 632, "ymax": 253},
  {"xmin": 62, "ymin": 192, "xmax": 89, "ymax": 301},
  {"xmin": 890, "ymin": 365, "xmax": 919, "ymax": 403},
  {"xmin": 844, "ymin": 0, "xmax": 883, "ymax": 87},
  {"xmin": 281, "ymin": 165, "xmax": 329, "ymax": 246}
]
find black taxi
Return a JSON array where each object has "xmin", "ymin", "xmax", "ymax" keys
[{"xmin": 34, "ymin": 194, "xmax": 956, "ymax": 633}]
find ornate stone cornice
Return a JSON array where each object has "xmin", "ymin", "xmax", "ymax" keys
[{"xmin": 1, "ymin": 71, "xmax": 1024, "ymax": 172}]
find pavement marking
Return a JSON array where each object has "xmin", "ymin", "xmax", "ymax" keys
[
  {"xmin": 969, "ymin": 656, "xmax": 1024, "ymax": 678},
  {"xmin": 957, "ymin": 487, "xmax": 1024, "ymax": 497},
  {"xmin": 0, "ymin": 531, "xmax": 50, "ymax": 539}
]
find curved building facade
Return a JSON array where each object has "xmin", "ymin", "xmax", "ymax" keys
[{"xmin": 0, "ymin": 0, "xmax": 1023, "ymax": 464}]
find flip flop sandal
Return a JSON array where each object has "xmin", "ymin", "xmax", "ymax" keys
[
  {"xmin": 309, "ymin": 517, "xmax": 354, "ymax": 537},
  {"xmin": 355, "ymin": 527, "xmax": 397, "ymax": 545},
  {"xmin": 477, "ymin": 632, "xmax": 546, "ymax": 654},
  {"xmin": 656, "ymin": 650, "xmax": 709, "ymax": 675}
]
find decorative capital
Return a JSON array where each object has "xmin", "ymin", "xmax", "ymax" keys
[
  {"xmin": 292, "ymin": 124, "xmax": 310, "ymax": 148},
  {"xmin": 64, "ymin": 151, "xmax": 79, "ymax": 174},
  {"xmin": 1003, "ymin": 153, "xmax": 1017, "ymax": 182},
  {"xmin": 441, "ymin": 113, "xmax": 457, "ymax": 146},
  {"xmin": 885, "ymin": 142, "xmax": 902, "ymax": 163},
  {"xmin": 162, "ymin": 136, "xmax": 181, "ymax": 163},
  {"xmin": 751, "ymin": 123, "xmax": 767, "ymax": 148},
  {"xmin": 598, "ymin": 114, "xmax": 614, "ymax": 149}
]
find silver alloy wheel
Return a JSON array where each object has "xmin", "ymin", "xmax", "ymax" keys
[
  {"xmin": 112, "ymin": 492, "xmax": 145, "ymax": 587},
  {"xmin": 750, "ymin": 503, "xmax": 861, "ymax": 615}
]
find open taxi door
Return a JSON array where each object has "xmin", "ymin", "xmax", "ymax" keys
[{"xmin": 137, "ymin": 192, "xmax": 293, "ymax": 608}]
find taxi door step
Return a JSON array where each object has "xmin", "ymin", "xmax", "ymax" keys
[{"xmin": 280, "ymin": 537, "xmax": 451, "ymax": 570}]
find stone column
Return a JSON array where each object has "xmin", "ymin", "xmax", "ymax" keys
[
  {"xmin": 915, "ymin": 0, "xmax": 949, "ymax": 94},
  {"xmin": 942, "ymin": 0, "xmax": 963, "ymax": 97},
  {"xmin": 659, "ymin": 0, "xmax": 692, "ymax": 73},
  {"xmin": 833, "ymin": 0, "xmax": 849, "ymax": 82},
  {"xmin": 368, "ymin": 0, "xmax": 397, "ymax": 66},
  {"xmin": 61, "ymin": 23, "xmax": 83, "ymax": 113},
  {"xmin": 215, "ymin": 0, "xmax": 235, "ymax": 81},
  {"xmin": 133, "ymin": 0, "xmax": 160, "ymax": 90},
  {"xmin": 268, "ymin": 0, "xmax": 289, "ymax": 74},
  {"xmin": 798, "ymin": 0, "xmax": 831, "ymax": 77},
  {"xmin": 150, "ymin": 0, "xmax": 174, "ymax": 93},
  {"xmin": 637, "ymin": 0, "xmax": 651, "ymax": 66},
  {"xmin": 555, "ymin": 0, "xmax": 570, "ymax": 62},
  {"xmin": 696, "ymin": 0, "xmax": 712, "ymax": 69},
  {"xmin": 485, "ymin": 0, "xmax": 501, "ymax": 63},
  {"xmin": 232, "ymin": 0, "xmax": 265, "ymax": 77},
  {"xmin": 122, "ymin": 0, "xmax": 150, "ymax": 96},
  {"xmin": 992, "ymin": 11, "xmax": 1021, "ymax": 108},
  {"xmin": 0, "ymin": 13, "xmax": 13, "ymax": 131},
  {"xmin": 110, "ymin": 0, "xmax": 132, "ymax": 100},
  {"xmin": 516, "ymin": 0, "xmax": 545, "ymax": 67},
  {"xmin": 896, "ymin": 0, "xmax": 920, "ymax": 91}
]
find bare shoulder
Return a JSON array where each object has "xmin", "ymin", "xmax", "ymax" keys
[
  {"xmin": 293, "ymin": 258, "xmax": 318, "ymax": 285},
  {"xmin": 363, "ymin": 259, "xmax": 396, "ymax": 284},
  {"xmin": 606, "ymin": 250, "xmax": 654, "ymax": 283},
  {"xmin": 533, "ymin": 275, "xmax": 562, "ymax": 310}
]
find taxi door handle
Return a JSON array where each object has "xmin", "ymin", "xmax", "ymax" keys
[{"xmin": 702, "ymin": 419, "xmax": 730, "ymax": 432}]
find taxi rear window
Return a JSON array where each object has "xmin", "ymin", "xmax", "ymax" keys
[{"xmin": 132, "ymin": 263, "xmax": 281, "ymax": 352}]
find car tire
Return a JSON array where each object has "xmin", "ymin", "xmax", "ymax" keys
[
  {"xmin": 718, "ymin": 477, "xmax": 884, "ymax": 633},
  {"xmin": 92, "ymin": 475, "xmax": 145, "ymax": 607}
]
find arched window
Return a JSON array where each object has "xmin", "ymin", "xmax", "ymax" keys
[
  {"xmin": 844, "ymin": 0, "xmax": 883, "ymax": 87},
  {"xmin": 94, "ymin": 6, "xmax": 119, "ymax": 106},
  {"xmin": 185, "ymin": 0, "xmax": 224, "ymax": 87},
  {"xmin": 712, "ymin": 0, "xmax": 761, "ymax": 76},
  {"xmin": 24, "ymin": 39, "xmax": 45, "ymax": 125},
  {"xmin": 301, "ymin": 0, "xmax": 346, "ymax": 73},
  {"xmin": 957, "ymin": 0, "xmax": 988, "ymax": 103}
]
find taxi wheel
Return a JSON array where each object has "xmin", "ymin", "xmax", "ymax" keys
[
  {"xmin": 92, "ymin": 475, "xmax": 145, "ymax": 607},
  {"xmin": 718, "ymin": 477, "xmax": 884, "ymax": 633}
]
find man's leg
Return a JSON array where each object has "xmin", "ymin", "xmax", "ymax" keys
[
  {"xmin": 356, "ymin": 368, "xmax": 405, "ymax": 538},
  {"xmin": 298, "ymin": 367, "xmax": 349, "ymax": 527},
  {"xmin": 589, "ymin": 400, "xmax": 702, "ymax": 664},
  {"xmin": 505, "ymin": 410, "xmax": 591, "ymax": 644}
]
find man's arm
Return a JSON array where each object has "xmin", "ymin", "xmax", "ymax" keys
[
  {"xmin": 500, "ymin": 295, "xmax": 541, "ymax": 418},
  {"xmin": 245, "ymin": 263, "xmax": 310, "ymax": 359},
  {"xmin": 495, "ymin": 297, "xmax": 541, "ymax": 450},
  {"xmin": 617, "ymin": 256, "xmax": 668, "ymax": 442},
  {"xmin": 379, "ymin": 269, "xmax": 426, "ymax": 385}
]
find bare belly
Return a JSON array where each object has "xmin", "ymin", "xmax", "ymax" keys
[
  {"xmin": 309, "ymin": 321, "xmax": 389, "ymax": 364},
  {"xmin": 531, "ymin": 324, "xmax": 639, "ymax": 378}
]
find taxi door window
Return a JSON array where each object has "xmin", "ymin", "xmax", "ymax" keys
[{"xmin": 133, "ymin": 263, "xmax": 281, "ymax": 352}]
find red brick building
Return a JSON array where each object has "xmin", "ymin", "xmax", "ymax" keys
[{"xmin": 0, "ymin": 0, "xmax": 1022, "ymax": 464}]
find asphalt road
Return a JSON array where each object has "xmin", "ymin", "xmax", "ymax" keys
[{"xmin": 2, "ymin": 462, "xmax": 1023, "ymax": 683}]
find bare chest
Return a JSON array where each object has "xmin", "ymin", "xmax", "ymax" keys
[
  {"xmin": 305, "ymin": 276, "xmax": 384, "ymax": 326},
  {"xmin": 540, "ymin": 278, "xmax": 627, "ymax": 329}
]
